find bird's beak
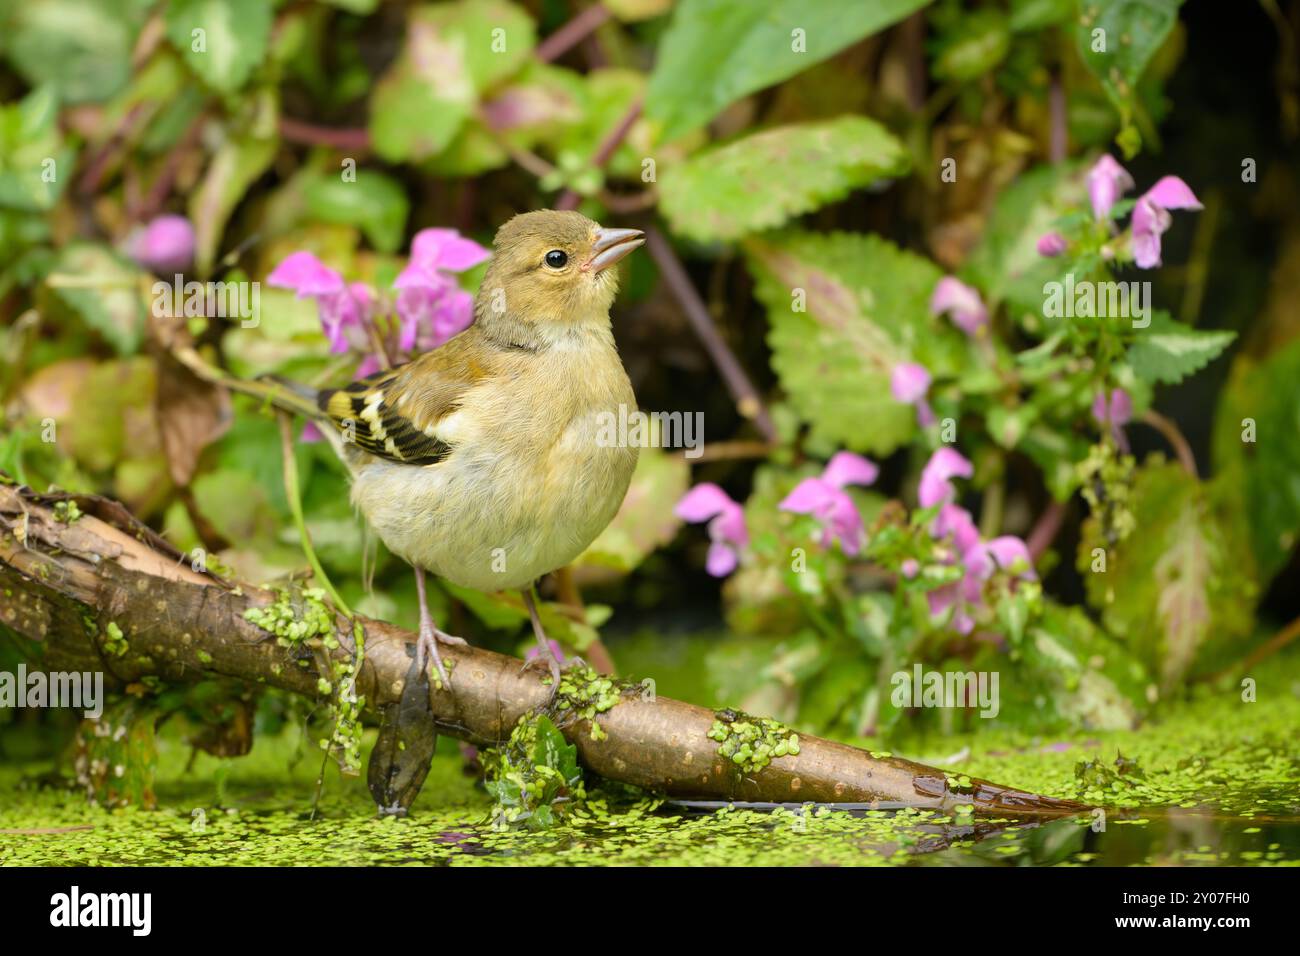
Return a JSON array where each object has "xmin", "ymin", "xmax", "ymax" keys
[{"xmin": 586, "ymin": 227, "xmax": 645, "ymax": 272}]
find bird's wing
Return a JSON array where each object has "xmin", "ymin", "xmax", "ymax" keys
[{"xmin": 317, "ymin": 345, "xmax": 486, "ymax": 466}]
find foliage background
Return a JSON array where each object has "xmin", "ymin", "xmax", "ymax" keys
[{"xmin": 1, "ymin": 0, "xmax": 1299, "ymax": 774}]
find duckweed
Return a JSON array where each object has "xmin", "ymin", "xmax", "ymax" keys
[{"xmin": 707, "ymin": 709, "xmax": 800, "ymax": 774}]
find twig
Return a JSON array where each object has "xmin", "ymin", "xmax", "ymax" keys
[
  {"xmin": 1207, "ymin": 613, "xmax": 1300, "ymax": 682},
  {"xmin": 278, "ymin": 118, "xmax": 372, "ymax": 152},
  {"xmin": 646, "ymin": 229, "xmax": 778, "ymax": 443},
  {"xmin": 1138, "ymin": 409, "xmax": 1199, "ymax": 478},
  {"xmin": 536, "ymin": 3, "xmax": 612, "ymax": 63},
  {"xmin": 687, "ymin": 439, "xmax": 775, "ymax": 463}
]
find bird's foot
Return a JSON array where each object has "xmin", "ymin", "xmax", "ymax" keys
[
  {"xmin": 415, "ymin": 624, "xmax": 466, "ymax": 689},
  {"xmin": 519, "ymin": 652, "xmax": 563, "ymax": 699}
]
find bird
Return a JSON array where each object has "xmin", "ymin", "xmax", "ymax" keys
[{"xmin": 219, "ymin": 210, "xmax": 643, "ymax": 690}]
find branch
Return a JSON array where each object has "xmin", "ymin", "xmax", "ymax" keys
[{"xmin": 0, "ymin": 481, "xmax": 1087, "ymax": 818}]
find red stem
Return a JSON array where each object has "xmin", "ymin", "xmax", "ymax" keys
[
  {"xmin": 536, "ymin": 4, "xmax": 612, "ymax": 63},
  {"xmin": 645, "ymin": 228, "xmax": 777, "ymax": 443}
]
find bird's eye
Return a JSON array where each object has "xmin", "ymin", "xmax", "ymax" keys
[{"xmin": 544, "ymin": 249, "xmax": 568, "ymax": 268}]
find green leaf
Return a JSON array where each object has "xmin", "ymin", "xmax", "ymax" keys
[
  {"xmin": 964, "ymin": 161, "xmax": 1085, "ymax": 327},
  {"xmin": 931, "ymin": 10, "xmax": 1011, "ymax": 82},
  {"xmin": 303, "ymin": 171, "xmax": 410, "ymax": 254},
  {"xmin": 1078, "ymin": 461, "xmax": 1255, "ymax": 691},
  {"xmin": 744, "ymin": 231, "xmax": 961, "ymax": 455},
  {"xmin": 1212, "ymin": 338, "xmax": 1300, "ymax": 582},
  {"xmin": 8, "ymin": 0, "xmax": 139, "ymax": 103},
  {"xmin": 1126, "ymin": 313, "xmax": 1235, "ymax": 385},
  {"xmin": 165, "ymin": 0, "xmax": 273, "ymax": 94},
  {"xmin": 0, "ymin": 86, "xmax": 73, "ymax": 212},
  {"xmin": 187, "ymin": 117, "xmax": 279, "ymax": 275},
  {"xmin": 47, "ymin": 244, "xmax": 147, "ymax": 355},
  {"xmin": 660, "ymin": 116, "xmax": 909, "ymax": 241},
  {"xmin": 646, "ymin": 0, "xmax": 930, "ymax": 142},
  {"xmin": 370, "ymin": 0, "xmax": 536, "ymax": 163},
  {"xmin": 1075, "ymin": 0, "xmax": 1185, "ymax": 155}
]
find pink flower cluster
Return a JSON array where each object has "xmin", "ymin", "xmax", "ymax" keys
[
  {"xmin": 267, "ymin": 228, "xmax": 490, "ymax": 379},
  {"xmin": 918, "ymin": 447, "xmax": 1035, "ymax": 635},
  {"xmin": 1037, "ymin": 155, "xmax": 1202, "ymax": 268}
]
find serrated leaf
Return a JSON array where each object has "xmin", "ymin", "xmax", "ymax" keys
[
  {"xmin": 660, "ymin": 116, "xmax": 909, "ymax": 241},
  {"xmin": 744, "ymin": 231, "xmax": 962, "ymax": 455},
  {"xmin": 1212, "ymin": 338, "xmax": 1300, "ymax": 582},
  {"xmin": 646, "ymin": 0, "xmax": 929, "ymax": 142},
  {"xmin": 1078, "ymin": 462, "xmax": 1255, "ymax": 691},
  {"xmin": 1126, "ymin": 315, "xmax": 1234, "ymax": 385},
  {"xmin": 165, "ymin": 0, "xmax": 272, "ymax": 94}
]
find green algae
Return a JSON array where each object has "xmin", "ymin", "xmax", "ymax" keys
[
  {"xmin": 552, "ymin": 664, "xmax": 623, "ymax": 740},
  {"xmin": 243, "ymin": 587, "xmax": 335, "ymax": 646},
  {"xmin": 1, "ymin": 653, "xmax": 1298, "ymax": 867},
  {"xmin": 707, "ymin": 709, "xmax": 800, "ymax": 773}
]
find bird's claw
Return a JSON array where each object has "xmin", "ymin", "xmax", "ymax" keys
[
  {"xmin": 519, "ymin": 654, "xmax": 563, "ymax": 698},
  {"xmin": 416, "ymin": 626, "xmax": 464, "ymax": 689}
]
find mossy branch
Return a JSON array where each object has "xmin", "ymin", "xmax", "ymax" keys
[{"xmin": 0, "ymin": 480, "xmax": 1088, "ymax": 818}]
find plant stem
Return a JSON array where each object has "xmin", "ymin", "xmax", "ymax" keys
[
  {"xmin": 536, "ymin": 4, "xmax": 612, "ymax": 63},
  {"xmin": 645, "ymin": 228, "xmax": 778, "ymax": 443},
  {"xmin": 1138, "ymin": 409, "xmax": 1199, "ymax": 478},
  {"xmin": 276, "ymin": 411, "xmax": 352, "ymax": 618}
]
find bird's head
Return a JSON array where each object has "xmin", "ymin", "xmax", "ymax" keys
[{"xmin": 476, "ymin": 210, "xmax": 644, "ymax": 340}]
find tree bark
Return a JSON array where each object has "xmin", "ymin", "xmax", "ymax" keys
[{"xmin": 0, "ymin": 481, "xmax": 1088, "ymax": 818}]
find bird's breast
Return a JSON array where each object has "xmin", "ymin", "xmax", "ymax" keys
[{"xmin": 349, "ymin": 344, "xmax": 638, "ymax": 592}]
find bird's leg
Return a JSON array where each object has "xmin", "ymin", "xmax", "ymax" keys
[
  {"xmin": 520, "ymin": 586, "xmax": 564, "ymax": 690},
  {"xmin": 413, "ymin": 567, "xmax": 466, "ymax": 688}
]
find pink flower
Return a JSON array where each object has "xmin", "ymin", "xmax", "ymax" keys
[
  {"xmin": 393, "ymin": 228, "xmax": 490, "ymax": 351},
  {"xmin": 779, "ymin": 452, "xmax": 879, "ymax": 555},
  {"xmin": 1091, "ymin": 387, "xmax": 1133, "ymax": 451},
  {"xmin": 1036, "ymin": 231, "xmax": 1068, "ymax": 257},
  {"xmin": 127, "ymin": 214, "xmax": 195, "ymax": 274},
  {"xmin": 891, "ymin": 362, "xmax": 935, "ymax": 427},
  {"xmin": 930, "ymin": 277, "xmax": 988, "ymax": 337},
  {"xmin": 395, "ymin": 285, "xmax": 475, "ymax": 351},
  {"xmin": 1131, "ymin": 176, "xmax": 1202, "ymax": 269},
  {"xmin": 1087, "ymin": 154, "xmax": 1134, "ymax": 220},
  {"xmin": 928, "ymin": 534, "xmax": 1034, "ymax": 635},
  {"xmin": 267, "ymin": 251, "xmax": 377, "ymax": 354},
  {"xmin": 676, "ymin": 483, "xmax": 748, "ymax": 577},
  {"xmin": 901, "ymin": 559, "xmax": 921, "ymax": 579},
  {"xmin": 932, "ymin": 503, "xmax": 980, "ymax": 554},
  {"xmin": 918, "ymin": 447, "xmax": 973, "ymax": 509},
  {"xmin": 966, "ymin": 536, "xmax": 1036, "ymax": 583}
]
